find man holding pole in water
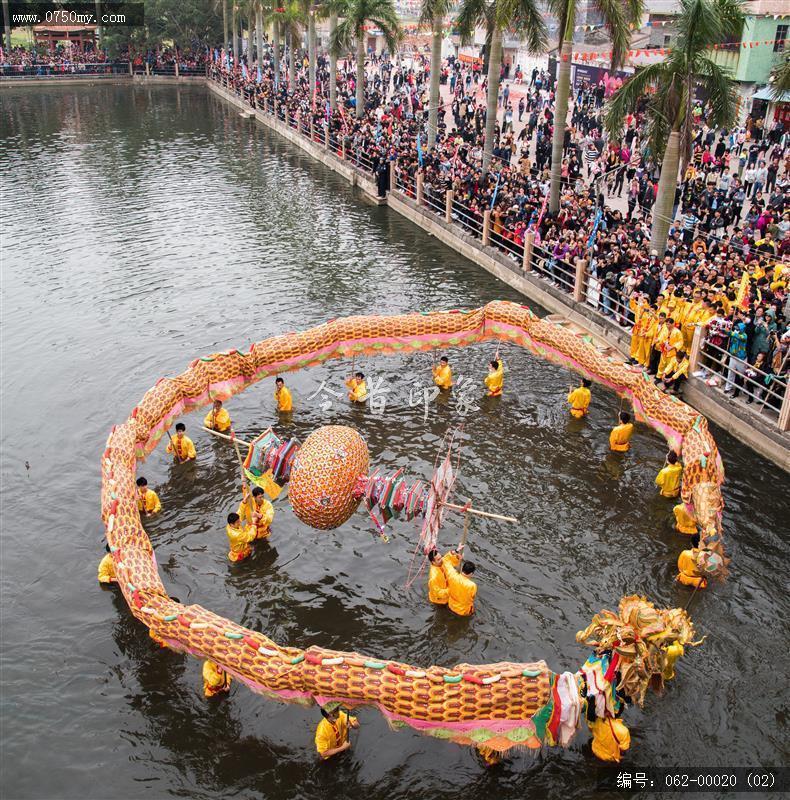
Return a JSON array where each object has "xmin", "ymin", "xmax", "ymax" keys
[
  {"xmin": 432, "ymin": 356, "xmax": 453, "ymax": 390},
  {"xmin": 204, "ymin": 399, "xmax": 232, "ymax": 432},
  {"xmin": 427, "ymin": 548, "xmax": 460, "ymax": 605},
  {"xmin": 315, "ymin": 703, "xmax": 359, "ymax": 760},
  {"xmin": 441, "ymin": 545, "xmax": 477, "ymax": 616},
  {"xmin": 166, "ymin": 423, "xmax": 197, "ymax": 462},
  {"xmin": 275, "ymin": 377, "xmax": 293, "ymax": 412},
  {"xmin": 567, "ymin": 378, "xmax": 592, "ymax": 418},
  {"xmin": 484, "ymin": 359, "xmax": 504, "ymax": 397},
  {"xmin": 238, "ymin": 486, "xmax": 275, "ymax": 540}
]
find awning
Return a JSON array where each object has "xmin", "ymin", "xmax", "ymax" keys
[{"xmin": 752, "ymin": 86, "xmax": 790, "ymax": 103}]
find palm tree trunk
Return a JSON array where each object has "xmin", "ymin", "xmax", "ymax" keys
[
  {"xmin": 355, "ymin": 31, "xmax": 365, "ymax": 119},
  {"xmin": 329, "ymin": 12, "xmax": 338, "ymax": 110},
  {"xmin": 256, "ymin": 5, "xmax": 263, "ymax": 66},
  {"xmin": 549, "ymin": 40, "xmax": 572, "ymax": 213},
  {"xmin": 427, "ymin": 15, "xmax": 442, "ymax": 149},
  {"xmin": 482, "ymin": 25, "xmax": 502, "ymax": 173},
  {"xmin": 223, "ymin": 0, "xmax": 228, "ymax": 51},
  {"xmin": 273, "ymin": 20, "xmax": 280, "ymax": 86},
  {"xmin": 247, "ymin": 12, "xmax": 254, "ymax": 63},
  {"xmin": 308, "ymin": 10, "xmax": 316, "ymax": 102},
  {"xmin": 289, "ymin": 29, "xmax": 297, "ymax": 88},
  {"xmin": 650, "ymin": 130, "xmax": 680, "ymax": 254},
  {"xmin": 95, "ymin": 0, "xmax": 103, "ymax": 47},
  {"xmin": 232, "ymin": 3, "xmax": 239, "ymax": 58},
  {"xmin": 3, "ymin": 0, "xmax": 11, "ymax": 53}
]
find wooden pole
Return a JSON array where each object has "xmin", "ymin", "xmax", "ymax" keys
[
  {"xmin": 202, "ymin": 426, "xmax": 253, "ymax": 447},
  {"xmin": 441, "ymin": 501, "xmax": 518, "ymax": 523},
  {"xmin": 458, "ymin": 511, "xmax": 470, "ymax": 551},
  {"xmin": 166, "ymin": 430, "xmax": 184, "ymax": 464}
]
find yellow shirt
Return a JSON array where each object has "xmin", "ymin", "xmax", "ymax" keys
[
  {"xmin": 428, "ymin": 552, "xmax": 459, "ymax": 604},
  {"xmin": 97, "ymin": 553, "xmax": 116, "ymax": 584},
  {"xmin": 567, "ymin": 386, "xmax": 591, "ymax": 417},
  {"xmin": 443, "ymin": 559, "xmax": 477, "ymax": 616},
  {"xmin": 137, "ymin": 488, "xmax": 161, "ymax": 514},
  {"xmin": 484, "ymin": 364, "xmax": 504, "ymax": 396},
  {"xmin": 673, "ymin": 503, "xmax": 697, "ymax": 535},
  {"xmin": 166, "ymin": 434, "xmax": 196, "ymax": 461},
  {"xmin": 346, "ymin": 377, "xmax": 368, "ymax": 403},
  {"xmin": 433, "ymin": 363, "xmax": 453, "ymax": 390},
  {"xmin": 315, "ymin": 711, "xmax": 356, "ymax": 758},
  {"xmin": 275, "ymin": 385, "xmax": 293, "ymax": 412},
  {"xmin": 237, "ymin": 495, "xmax": 275, "ymax": 538},
  {"xmin": 662, "ymin": 326, "xmax": 685, "ymax": 356},
  {"xmin": 609, "ymin": 422, "xmax": 634, "ymax": 452},
  {"xmin": 204, "ymin": 407, "xmax": 232, "ymax": 431},
  {"xmin": 226, "ymin": 522, "xmax": 256, "ymax": 561},
  {"xmin": 655, "ymin": 462, "xmax": 682, "ymax": 497}
]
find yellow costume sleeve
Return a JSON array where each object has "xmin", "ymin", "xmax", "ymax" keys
[{"xmin": 184, "ymin": 437, "xmax": 197, "ymax": 460}]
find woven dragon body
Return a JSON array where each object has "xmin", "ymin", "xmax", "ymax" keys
[{"xmin": 100, "ymin": 301, "xmax": 721, "ymax": 754}]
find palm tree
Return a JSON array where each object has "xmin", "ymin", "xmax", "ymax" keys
[
  {"xmin": 316, "ymin": 0, "xmax": 347, "ymax": 110},
  {"xmin": 277, "ymin": 2, "xmax": 305, "ymax": 88},
  {"xmin": 255, "ymin": 0, "xmax": 264, "ymax": 66},
  {"xmin": 3, "ymin": 0, "xmax": 11, "ymax": 53},
  {"xmin": 223, "ymin": 0, "xmax": 229, "ymax": 50},
  {"xmin": 246, "ymin": 2, "xmax": 255, "ymax": 62},
  {"xmin": 547, "ymin": 0, "xmax": 643, "ymax": 214},
  {"xmin": 770, "ymin": 52, "xmax": 790, "ymax": 100},
  {"xmin": 457, "ymin": 0, "xmax": 547, "ymax": 172},
  {"xmin": 232, "ymin": 2, "xmax": 239, "ymax": 57},
  {"xmin": 419, "ymin": 0, "xmax": 454, "ymax": 149},
  {"xmin": 331, "ymin": 0, "xmax": 401, "ymax": 119},
  {"xmin": 605, "ymin": 0, "xmax": 744, "ymax": 252}
]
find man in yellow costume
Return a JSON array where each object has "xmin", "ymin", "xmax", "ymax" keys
[
  {"xmin": 136, "ymin": 477, "xmax": 161, "ymax": 515},
  {"xmin": 676, "ymin": 535, "xmax": 708, "ymax": 588},
  {"xmin": 238, "ymin": 486, "xmax": 275, "ymax": 540},
  {"xmin": 655, "ymin": 451, "xmax": 682, "ymax": 498},
  {"xmin": 203, "ymin": 399, "xmax": 232, "ymax": 432},
  {"xmin": 648, "ymin": 311, "xmax": 668, "ymax": 374},
  {"xmin": 427, "ymin": 548, "xmax": 460, "ymax": 605},
  {"xmin": 345, "ymin": 371, "xmax": 368, "ymax": 403},
  {"xmin": 275, "ymin": 377, "xmax": 293, "ymax": 412},
  {"xmin": 673, "ymin": 503, "xmax": 698, "ymax": 535},
  {"xmin": 657, "ymin": 317, "xmax": 684, "ymax": 376},
  {"xmin": 315, "ymin": 704, "xmax": 358, "ymax": 760},
  {"xmin": 97, "ymin": 544, "xmax": 116, "ymax": 584},
  {"xmin": 225, "ymin": 511, "xmax": 256, "ymax": 562},
  {"xmin": 441, "ymin": 547, "xmax": 477, "ymax": 616},
  {"xmin": 484, "ymin": 359, "xmax": 504, "ymax": 396},
  {"xmin": 628, "ymin": 294, "xmax": 650, "ymax": 364},
  {"xmin": 659, "ymin": 349, "xmax": 689, "ymax": 395},
  {"xmin": 432, "ymin": 356, "xmax": 453, "ymax": 390},
  {"xmin": 166, "ymin": 422, "xmax": 197, "ymax": 462},
  {"xmin": 609, "ymin": 411, "xmax": 634, "ymax": 452},
  {"xmin": 202, "ymin": 659, "xmax": 231, "ymax": 698},
  {"xmin": 567, "ymin": 378, "xmax": 592, "ymax": 418},
  {"xmin": 637, "ymin": 306, "xmax": 659, "ymax": 368}
]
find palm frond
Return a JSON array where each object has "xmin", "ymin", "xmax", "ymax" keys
[
  {"xmin": 770, "ymin": 53, "xmax": 790, "ymax": 100},
  {"xmin": 695, "ymin": 55, "xmax": 738, "ymax": 129},
  {"xmin": 455, "ymin": 0, "xmax": 487, "ymax": 43},
  {"xmin": 603, "ymin": 60, "xmax": 666, "ymax": 137},
  {"xmin": 505, "ymin": 0, "xmax": 548, "ymax": 55}
]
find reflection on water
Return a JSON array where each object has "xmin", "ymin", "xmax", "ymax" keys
[{"xmin": 1, "ymin": 84, "xmax": 788, "ymax": 800}]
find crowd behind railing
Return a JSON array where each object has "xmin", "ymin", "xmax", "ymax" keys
[{"xmin": 0, "ymin": 44, "xmax": 208, "ymax": 77}]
